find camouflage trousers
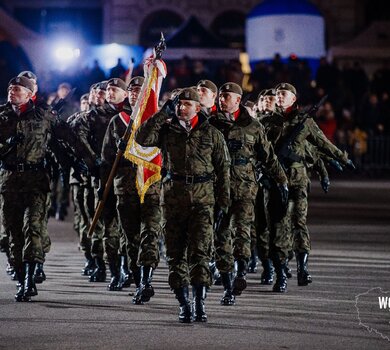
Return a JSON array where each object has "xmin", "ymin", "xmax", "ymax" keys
[
  {"xmin": 88, "ymin": 186, "xmax": 104, "ymax": 259},
  {"xmin": 72, "ymin": 184, "xmax": 92, "ymax": 255},
  {"xmin": 163, "ymin": 203, "xmax": 213, "ymax": 289},
  {"xmin": 215, "ymin": 198, "xmax": 255, "ymax": 272},
  {"xmin": 254, "ymin": 188, "xmax": 270, "ymax": 260},
  {"xmin": 265, "ymin": 184, "xmax": 291, "ymax": 263},
  {"xmin": 1, "ymin": 192, "xmax": 47, "ymax": 268}
]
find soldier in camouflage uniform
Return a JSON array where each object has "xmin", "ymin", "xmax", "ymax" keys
[
  {"xmin": 76, "ymin": 79, "xmax": 131, "ymax": 285},
  {"xmin": 136, "ymin": 88, "xmax": 230, "ymax": 323},
  {"xmin": 262, "ymin": 82, "xmax": 355, "ymax": 292},
  {"xmin": 0, "ymin": 76, "xmax": 96, "ymax": 301},
  {"xmin": 209, "ymin": 82, "xmax": 288, "ymax": 304}
]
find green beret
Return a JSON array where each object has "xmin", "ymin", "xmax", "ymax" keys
[
  {"xmin": 178, "ymin": 88, "xmax": 200, "ymax": 102},
  {"xmin": 275, "ymin": 82, "xmax": 297, "ymax": 96},
  {"xmin": 127, "ymin": 76, "xmax": 144, "ymax": 89},
  {"xmin": 18, "ymin": 71, "xmax": 37, "ymax": 81},
  {"xmin": 80, "ymin": 93, "xmax": 89, "ymax": 101},
  {"xmin": 197, "ymin": 79, "xmax": 217, "ymax": 94},
  {"xmin": 8, "ymin": 76, "xmax": 34, "ymax": 92},
  {"xmin": 219, "ymin": 82, "xmax": 243, "ymax": 96},
  {"xmin": 107, "ymin": 78, "xmax": 127, "ymax": 91},
  {"xmin": 96, "ymin": 81, "xmax": 108, "ymax": 91}
]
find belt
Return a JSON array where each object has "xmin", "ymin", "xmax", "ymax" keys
[
  {"xmin": 0, "ymin": 162, "xmax": 45, "ymax": 172},
  {"xmin": 169, "ymin": 173, "xmax": 213, "ymax": 185},
  {"xmin": 231, "ymin": 157, "xmax": 250, "ymax": 166}
]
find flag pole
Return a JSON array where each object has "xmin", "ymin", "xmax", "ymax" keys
[{"xmin": 87, "ymin": 34, "xmax": 166, "ymax": 238}]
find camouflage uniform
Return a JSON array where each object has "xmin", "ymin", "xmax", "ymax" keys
[
  {"xmin": 209, "ymin": 106, "xmax": 287, "ymax": 281},
  {"xmin": 102, "ymin": 108, "xmax": 163, "ymax": 296},
  {"xmin": 135, "ymin": 109, "xmax": 230, "ymax": 290},
  {"xmin": 0, "ymin": 99, "xmax": 95, "ymax": 299}
]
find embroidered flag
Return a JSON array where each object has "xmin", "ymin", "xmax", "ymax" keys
[{"xmin": 124, "ymin": 57, "xmax": 167, "ymax": 202}]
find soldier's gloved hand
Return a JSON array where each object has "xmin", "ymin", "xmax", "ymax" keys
[
  {"xmin": 345, "ymin": 159, "xmax": 356, "ymax": 171},
  {"xmin": 116, "ymin": 138, "xmax": 127, "ymax": 152},
  {"xmin": 278, "ymin": 183, "xmax": 289, "ymax": 209},
  {"xmin": 91, "ymin": 157, "xmax": 102, "ymax": 178},
  {"xmin": 321, "ymin": 177, "xmax": 330, "ymax": 194},
  {"xmin": 6, "ymin": 133, "xmax": 25, "ymax": 147},
  {"xmin": 328, "ymin": 159, "xmax": 343, "ymax": 172},
  {"xmin": 161, "ymin": 96, "xmax": 179, "ymax": 117},
  {"xmin": 213, "ymin": 207, "xmax": 225, "ymax": 233},
  {"xmin": 73, "ymin": 159, "xmax": 89, "ymax": 175},
  {"xmin": 227, "ymin": 139, "xmax": 243, "ymax": 153}
]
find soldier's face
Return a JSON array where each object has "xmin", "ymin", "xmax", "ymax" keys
[
  {"xmin": 88, "ymin": 90, "xmax": 96, "ymax": 105},
  {"xmin": 106, "ymin": 86, "xmax": 127, "ymax": 104},
  {"xmin": 95, "ymin": 89, "xmax": 106, "ymax": 106},
  {"xmin": 80, "ymin": 99, "xmax": 89, "ymax": 112},
  {"xmin": 263, "ymin": 95, "xmax": 276, "ymax": 112},
  {"xmin": 7, "ymin": 85, "xmax": 32, "ymax": 106},
  {"xmin": 128, "ymin": 86, "xmax": 141, "ymax": 107},
  {"xmin": 177, "ymin": 99, "xmax": 200, "ymax": 121},
  {"xmin": 276, "ymin": 90, "xmax": 296, "ymax": 110},
  {"xmin": 257, "ymin": 97, "xmax": 264, "ymax": 112},
  {"xmin": 219, "ymin": 92, "xmax": 241, "ymax": 113},
  {"xmin": 197, "ymin": 86, "xmax": 216, "ymax": 108}
]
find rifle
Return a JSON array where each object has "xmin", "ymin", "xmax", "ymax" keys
[
  {"xmin": 276, "ymin": 95, "xmax": 328, "ymax": 170},
  {"xmin": 87, "ymin": 33, "xmax": 166, "ymax": 238}
]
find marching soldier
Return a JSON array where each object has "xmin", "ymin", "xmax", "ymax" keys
[
  {"xmin": 135, "ymin": 88, "xmax": 230, "ymax": 323},
  {"xmin": 0, "ymin": 76, "xmax": 96, "ymax": 301},
  {"xmin": 196, "ymin": 79, "xmax": 218, "ymax": 116},
  {"xmin": 209, "ymin": 82, "xmax": 288, "ymax": 304}
]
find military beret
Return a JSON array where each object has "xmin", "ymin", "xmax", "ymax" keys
[
  {"xmin": 18, "ymin": 71, "xmax": 37, "ymax": 81},
  {"xmin": 275, "ymin": 82, "xmax": 297, "ymax": 96},
  {"xmin": 178, "ymin": 88, "xmax": 200, "ymax": 102},
  {"xmin": 263, "ymin": 89, "xmax": 276, "ymax": 97},
  {"xmin": 244, "ymin": 100, "xmax": 255, "ymax": 109},
  {"xmin": 96, "ymin": 81, "xmax": 108, "ymax": 91},
  {"xmin": 197, "ymin": 79, "xmax": 217, "ymax": 94},
  {"xmin": 107, "ymin": 78, "xmax": 127, "ymax": 91},
  {"xmin": 8, "ymin": 76, "xmax": 34, "ymax": 92},
  {"xmin": 89, "ymin": 83, "xmax": 98, "ymax": 92},
  {"xmin": 219, "ymin": 82, "xmax": 243, "ymax": 96},
  {"xmin": 127, "ymin": 76, "xmax": 144, "ymax": 90},
  {"xmin": 80, "ymin": 93, "xmax": 89, "ymax": 101}
]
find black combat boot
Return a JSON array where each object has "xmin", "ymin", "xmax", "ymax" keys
[
  {"xmin": 23, "ymin": 262, "xmax": 38, "ymax": 298},
  {"xmin": 285, "ymin": 258, "xmax": 292, "ymax": 279},
  {"xmin": 14, "ymin": 266, "xmax": 27, "ymax": 302},
  {"xmin": 6, "ymin": 261, "xmax": 14, "ymax": 276},
  {"xmin": 260, "ymin": 258, "xmax": 274, "ymax": 285},
  {"xmin": 192, "ymin": 285, "xmax": 207, "ymax": 322},
  {"xmin": 248, "ymin": 249, "xmax": 258, "ymax": 273},
  {"xmin": 296, "ymin": 252, "xmax": 312, "ymax": 286},
  {"xmin": 131, "ymin": 267, "xmax": 142, "ymax": 301},
  {"xmin": 132, "ymin": 266, "xmax": 155, "ymax": 304},
  {"xmin": 220, "ymin": 272, "xmax": 235, "ymax": 305},
  {"xmin": 272, "ymin": 259, "xmax": 287, "ymax": 293},
  {"xmin": 89, "ymin": 257, "xmax": 106, "ymax": 282},
  {"xmin": 118, "ymin": 255, "xmax": 132, "ymax": 288},
  {"xmin": 34, "ymin": 263, "xmax": 46, "ymax": 284},
  {"xmin": 81, "ymin": 252, "xmax": 96, "ymax": 276},
  {"xmin": 174, "ymin": 286, "xmax": 193, "ymax": 323},
  {"xmin": 107, "ymin": 258, "xmax": 122, "ymax": 291},
  {"xmin": 232, "ymin": 259, "xmax": 248, "ymax": 296}
]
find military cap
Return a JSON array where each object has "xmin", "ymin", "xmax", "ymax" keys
[
  {"xmin": 197, "ymin": 79, "xmax": 217, "ymax": 94},
  {"xmin": 263, "ymin": 89, "xmax": 276, "ymax": 97},
  {"xmin": 8, "ymin": 76, "xmax": 34, "ymax": 92},
  {"xmin": 80, "ymin": 93, "xmax": 89, "ymax": 101},
  {"xmin": 96, "ymin": 81, "xmax": 108, "ymax": 91},
  {"xmin": 89, "ymin": 83, "xmax": 98, "ymax": 92},
  {"xmin": 127, "ymin": 76, "xmax": 144, "ymax": 90},
  {"xmin": 107, "ymin": 78, "xmax": 127, "ymax": 91},
  {"xmin": 275, "ymin": 82, "xmax": 297, "ymax": 95},
  {"xmin": 18, "ymin": 71, "xmax": 37, "ymax": 81},
  {"xmin": 178, "ymin": 88, "xmax": 200, "ymax": 102},
  {"xmin": 244, "ymin": 100, "xmax": 255, "ymax": 109},
  {"xmin": 219, "ymin": 82, "xmax": 243, "ymax": 96}
]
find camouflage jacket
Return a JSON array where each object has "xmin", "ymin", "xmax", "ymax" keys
[
  {"xmin": 209, "ymin": 105, "xmax": 287, "ymax": 200},
  {"xmin": 0, "ymin": 101, "xmax": 95, "ymax": 193},
  {"xmin": 101, "ymin": 111, "xmax": 143, "ymax": 196},
  {"xmin": 135, "ymin": 110, "xmax": 230, "ymax": 211}
]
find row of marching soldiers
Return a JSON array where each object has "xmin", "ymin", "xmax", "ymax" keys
[{"xmin": 0, "ymin": 69, "xmax": 355, "ymax": 324}]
